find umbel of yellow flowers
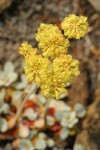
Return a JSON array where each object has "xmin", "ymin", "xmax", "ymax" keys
[
  {"xmin": 61, "ymin": 14, "xmax": 88, "ymax": 39},
  {"xmin": 35, "ymin": 23, "xmax": 70, "ymax": 58},
  {"xmin": 19, "ymin": 14, "xmax": 88, "ymax": 99}
]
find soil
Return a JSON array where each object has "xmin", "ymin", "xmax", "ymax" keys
[{"xmin": 0, "ymin": 0, "xmax": 100, "ymax": 149}]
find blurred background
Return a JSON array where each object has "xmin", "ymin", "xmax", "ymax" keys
[{"xmin": 0, "ymin": 0, "xmax": 100, "ymax": 150}]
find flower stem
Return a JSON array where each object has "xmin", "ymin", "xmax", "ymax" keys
[{"xmin": 16, "ymin": 84, "xmax": 37, "ymax": 119}]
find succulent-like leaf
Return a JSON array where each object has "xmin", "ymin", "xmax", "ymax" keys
[
  {"xmin": 0, "ymin": 71, "xmax": 6, "ymax": 86},
  {"xmin": 47, "ymin": 138, "xmax": 55, "ymax": 147},
  {"xmin": 0, "ymin": 102, "xmax": 10, "ymax": 114},
  {"xmin": 74, "ymin": 144, "xmax": 85, "ymax": 150},
  {"xmin": 13, "ymin": 74, "xmax": 28, "ymax": 90},
  {"xmin": 0, "ymin": 89, "xmax": 6, "ymax": 102},
  {"xmin": 35, "ymin": 139, "xmax": 46, "ymax": 150},
  {"xmin": 38, "ymin": 132, "xmax": 46, "ymax": 139},
  {"xmin": 55, "ymin": 111, "xmax": 63, "ymax": 121},
  {"xmin": 46, "ymin": 116, "xmax": 55, "ymax": 126},
  {"xmin": 59, "ymin": 128, "xmax": 70, "ymax": 140},
  {"xmin": 23, "ymin": 108, "xmax": 38, "ymax": 121},
  {"xmin": 4, "ymin": 62, "xmax": 14, "ymax": 73},
  {"xmin": 29, "ymin": 129, "xmax": 38, "ymax": 139},
  {"xmin": 61, "ymin": 111, "xmax": 78, "ymax": 128},
  {"xmin": 19, "ymin": 139, "xmax": 34, "ymax": 150},
  {"xmin": 0, "ymin": 118, "xmax": 8, "ymax": 132},
  {"xmin": 7, "ymin": 72, "xmax": 18, "ymax": 85},
  {"xmin": 74, "ymin": 103, "xmax": 86, "ymax": 118},
  {"xmin": 19, "ymin": 123, "xmax": 30, "ymax": 138},
  {"xmin": 38, "ymin": 94, "xmax": 47, "ymax": 104}
]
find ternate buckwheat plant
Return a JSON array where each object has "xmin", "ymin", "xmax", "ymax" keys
[{"xmin": 19, "ymin": 14, "xmax": 88, "ymax": 100}]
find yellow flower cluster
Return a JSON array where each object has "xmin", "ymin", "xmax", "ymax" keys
[
  {"xmin": 61, "ymin": 14, "xmax": 88, "ymax": 39},
  {"xmin": 53, "ymin": 54, "xmax": 80, "ymax": 85},
  {"xmin": 41, "ymin": 54, "xmax": 80, "ymax": 99},
  {"xmin": 24, "ymin": 55, "xmax": 52, "ymax": 85},
  {"xmin": 19, "ymin": 14, "xmax": 88, "ymax": 99},
  {"xmin": 19, "ymin": 42, "xmax": 52, "ymax": 85},
  {"xmin": 19, "ymin": 42, "xmax": 37, "ymax": 59},
  {"xmin": 41, "ymin": 84, "xmax": 66, "ymax": 100},
  {"xmin": 35, "ymin": 23, "xmax": 70, "ymax": 58}
]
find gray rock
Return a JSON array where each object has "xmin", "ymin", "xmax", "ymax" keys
[{"xmin": 87, "ymin": 0, "xmax": 100, "ymax": 12}]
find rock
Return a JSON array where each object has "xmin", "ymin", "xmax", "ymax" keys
[
  {"xmin": 74, "ymin": 84, "xmax": 100, "ymax": 150},
  {"xmin": 87, "ymin": 0, "xmax": 100, "ymax": 12},
  {"xmin": 67, "ymin": 71, "xmax": 89, "ymax": 106},
  {"xmin": 0, "ymin": 143, "xmax": 13, "ymax": 150},
  {"xmin": 0, "ymin": 0, "xmax": 13, "ymax": 13}
]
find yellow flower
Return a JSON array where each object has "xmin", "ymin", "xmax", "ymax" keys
[
  {"xmin": 41, "ymin": 54, "xmax": 80, "ymax": 99},
  {"xmin": 19, "ymin": 42, "xmax": 37, "ymax": 59},
  {"xmin": 35, "ymin": 23, "xmax": 70, "ymax": 58},
  {"xmin": 53, "ymin": 54, "xmax": 80, "ymax": 85},
  {"xmin": 61, "ymin": 14, "xmax": 88, "ymax": 39},
  {"xmin": 41, "ymin": 83, "xmax": 66, "ymax": 99},
  {"xmin": 18, "ymin": 14, "xmax": 88, "ymax": 99},
  {"xmin": 24, "ymin": 55, "xmax": 52, "ymax": 85}
]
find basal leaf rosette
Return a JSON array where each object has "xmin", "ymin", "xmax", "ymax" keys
[
  {"xmin": 35, "ymin": 23, "xmax": 70, "ymax": 58},
  {"xmin": 61, "ymin": 14, "xmax": 88, "ymax": 39}
]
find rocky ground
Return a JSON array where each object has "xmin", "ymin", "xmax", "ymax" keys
[{"xmin": 0, "ymin": 0, "xmax": 100, "ymax": 150}]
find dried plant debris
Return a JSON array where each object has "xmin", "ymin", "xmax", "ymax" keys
[
  {"xmin": 0, "ymin": 0, "xmax": 14, "ymax": 13},
  {"xmin": 87, "ymin": 0, "xmax": 100, "ymax": 12},
  {"xmin": 74, "ymin": 144, "xmax": 85, "ymax": 150}
]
